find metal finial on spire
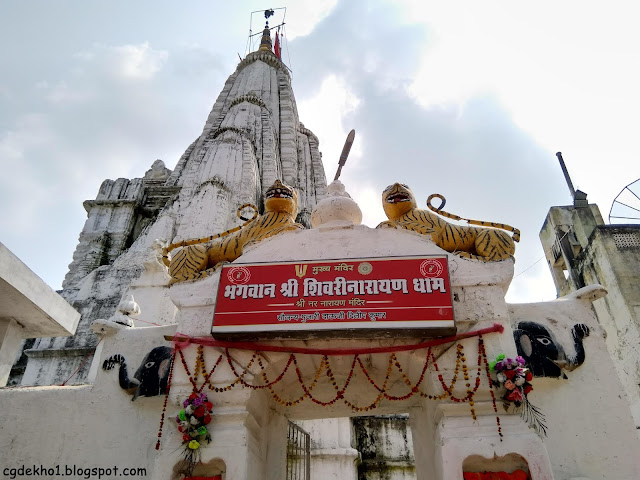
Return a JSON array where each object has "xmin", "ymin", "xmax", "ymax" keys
[
  {"xmin": 259, "ymin": 9, "xmax": 275, "ymax": 52},
  {"xmin": 259, "ymin": 24, "xmax": 273, "ymax": 52}
]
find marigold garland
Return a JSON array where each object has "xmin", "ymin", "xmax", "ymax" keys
[
  {"xmin": 174, "ymin": 337, "xmax": 501, "ymax": 428},
  {"xmin": 157, "ymin": 327, "xmax": 510, "ymax": 454}
]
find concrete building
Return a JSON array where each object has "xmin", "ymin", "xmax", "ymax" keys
[
  {"xmin": 540, "ymin": 179, "xmax": 640, "ymax": 429},
  {"xmin": 0, "ymin": 242, "xmax": 80, "ymax": 386}
]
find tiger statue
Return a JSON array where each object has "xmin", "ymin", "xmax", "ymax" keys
[
  {"xmin": 165, "ymin": 179, "xmax": 303, "ymax": 284},
  {"xmin": 377, "ymin": 183, "xmax": 520, "ymax": 262}
]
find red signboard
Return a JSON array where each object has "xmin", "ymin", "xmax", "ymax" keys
[{"xmin": 212, "ymin": 256, "xmax": 455, "ymax": 338}]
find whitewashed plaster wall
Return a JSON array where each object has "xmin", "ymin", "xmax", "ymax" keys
[
  {"xmin": 0, "ymin": 325, "xmax": 177, "ymax": 479},
  {"xmin": 577, "ymin": 228, "xmax": 640, "ymax": 430},
  {"xmin": 295, "ymin": 418, "xmax": 359, "ymax": 480},
  {"xmin": 352, "ymin": 415, "xmax": 416, "ymax": 480},
  {"xmin": 507, "ymin": 287, "xmax": 640, "ymax": 480}
]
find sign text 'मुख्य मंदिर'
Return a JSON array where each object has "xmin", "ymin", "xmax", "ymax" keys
[
  {"xmin": 311, "ymin": 262, "xmax": 353, "ymax": 275},
  {"xmin": 224, "ymin": 276, "xmax": 447, "ymax": 301},
  {"xmin": 276, "ymin": 310, "xmax": 387, "ymax": 323}
]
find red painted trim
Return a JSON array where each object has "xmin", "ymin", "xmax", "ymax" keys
[
  {"xmin": 463, "ymin": 470, "xmax": 529, "ymax": 480},
  {"xmin": 183, "ymin": 476, "xmax": 222, "ymax": 480}
]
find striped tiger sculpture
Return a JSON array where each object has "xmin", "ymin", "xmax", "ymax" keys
[
  {"xmin": 377, "ymin": 183, "xmax": 520, "ymax": 261},
  {"xmin": 165, "ymin": 179, "xmax": 303, "ymax": 284}
]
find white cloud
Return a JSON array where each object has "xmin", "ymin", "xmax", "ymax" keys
[
  {"xmin": 298, "ymin": 73, "xmax": 361, "ymax": 176},
  {"xmin": 0, "ymin": 114, "xmax": 57, "ymax": 233},
  {"xmin": 112, "ymin": 42, "xmax": 168, "ymax": 80},
  {"xmin": 75, "ymin": 42, "xmax": 168, "ymax": 81},
  {"xmin": 0, "ymin": 84, "xmax": 12, "ymax": 99},
  {"xmin": 42, "ymin": 81, "xmax": 94, "ymax": 104},
  {"xmin": 279, "ymin": 0, "xmax": 338, "ymax": 39}
]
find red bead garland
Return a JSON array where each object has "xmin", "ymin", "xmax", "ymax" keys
[{"xmin": 155, "ymin": 349, "xmax": 177, "ymax": 450}]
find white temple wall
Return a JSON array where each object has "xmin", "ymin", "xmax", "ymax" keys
[
  {"xmin": 508, "ymin": 292, "xmax": 640, "ymax": 480},
  {"xmin": 409, "ymin": 403, "xmax": 439, "ymax": 480},
  {"xmin": 352, "ymin": 415, "xmax": 415, "ymax": 480},
  {"xmin": 1, "ymin": 325, "xmax": 177, "ymax": 479},
  {"xmin": 295, "ymin": 418, "xmax": 359, "ymax": 480}
]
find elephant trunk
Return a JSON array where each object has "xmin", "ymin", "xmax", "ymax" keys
[
  {"xmin": 566, "ymin": 324, "xmax": 590, "ymax": 370},
  {"xmin": 117, "ymin": 361, "xmax": 140, "ymax": 394}
]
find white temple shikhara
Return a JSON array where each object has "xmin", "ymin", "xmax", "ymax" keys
[
  {"xmin": 16, "ymin": 17, "xmax": 326, "ymax": 387},
  {"xmin": 3, "ymin": 13, "xmax": 640, "ymax": 480}
]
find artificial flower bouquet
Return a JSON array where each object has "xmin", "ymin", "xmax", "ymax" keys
[
  {"xmin": 175, "ymin": 392, "xmax": 213, "ymax": 475},
  {"xmin": 490, "ymin": 354, "xmax": 546, "ymax": 436},
  {"xmin": 490, "ymin": 355, "xmax": 533, "ymax": 406}
]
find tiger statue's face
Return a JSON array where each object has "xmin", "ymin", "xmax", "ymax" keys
[
  {"xmin": 264, "ymin": 179, "xmax": 298, "ymax": 217},
  {"xmin": 382, "ymin": 183, "xmax": 417, "ymax": 220}
]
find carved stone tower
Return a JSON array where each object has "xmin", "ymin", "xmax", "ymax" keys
[{"xmin": 13, "ymin": 29, "xmax": 327, "ymax": 386}]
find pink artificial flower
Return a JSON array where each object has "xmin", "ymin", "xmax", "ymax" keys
[{"xmin": 506, "ymin": 388, "xmax": 523, "ymax": 403}]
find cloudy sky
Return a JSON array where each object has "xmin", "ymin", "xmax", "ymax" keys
[{"xmin": 1, "ymin": 1, "xmax": 638, "ymax": 303}]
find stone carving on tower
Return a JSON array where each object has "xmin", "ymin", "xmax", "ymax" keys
[{"xmin": 12, "ymin": 24, "xmax": 327, "ymax": 386}]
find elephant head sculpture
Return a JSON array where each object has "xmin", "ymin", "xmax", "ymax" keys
[
  {"xmin": 102, "ymin": 346, "xmax": 173, "ymax": 400},
  {"xmin": 513, "ymin": 322, "xmax": 590, "ymax": 379}
]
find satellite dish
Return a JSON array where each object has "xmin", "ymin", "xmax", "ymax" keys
[{"xmin": 608, "ymin": 178, "xmax": 640, "ymax": 224}]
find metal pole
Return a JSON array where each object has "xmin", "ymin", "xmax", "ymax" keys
[{"xmin": 556, "ymin": 152, "xmax": 576, "ymax": 200}]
